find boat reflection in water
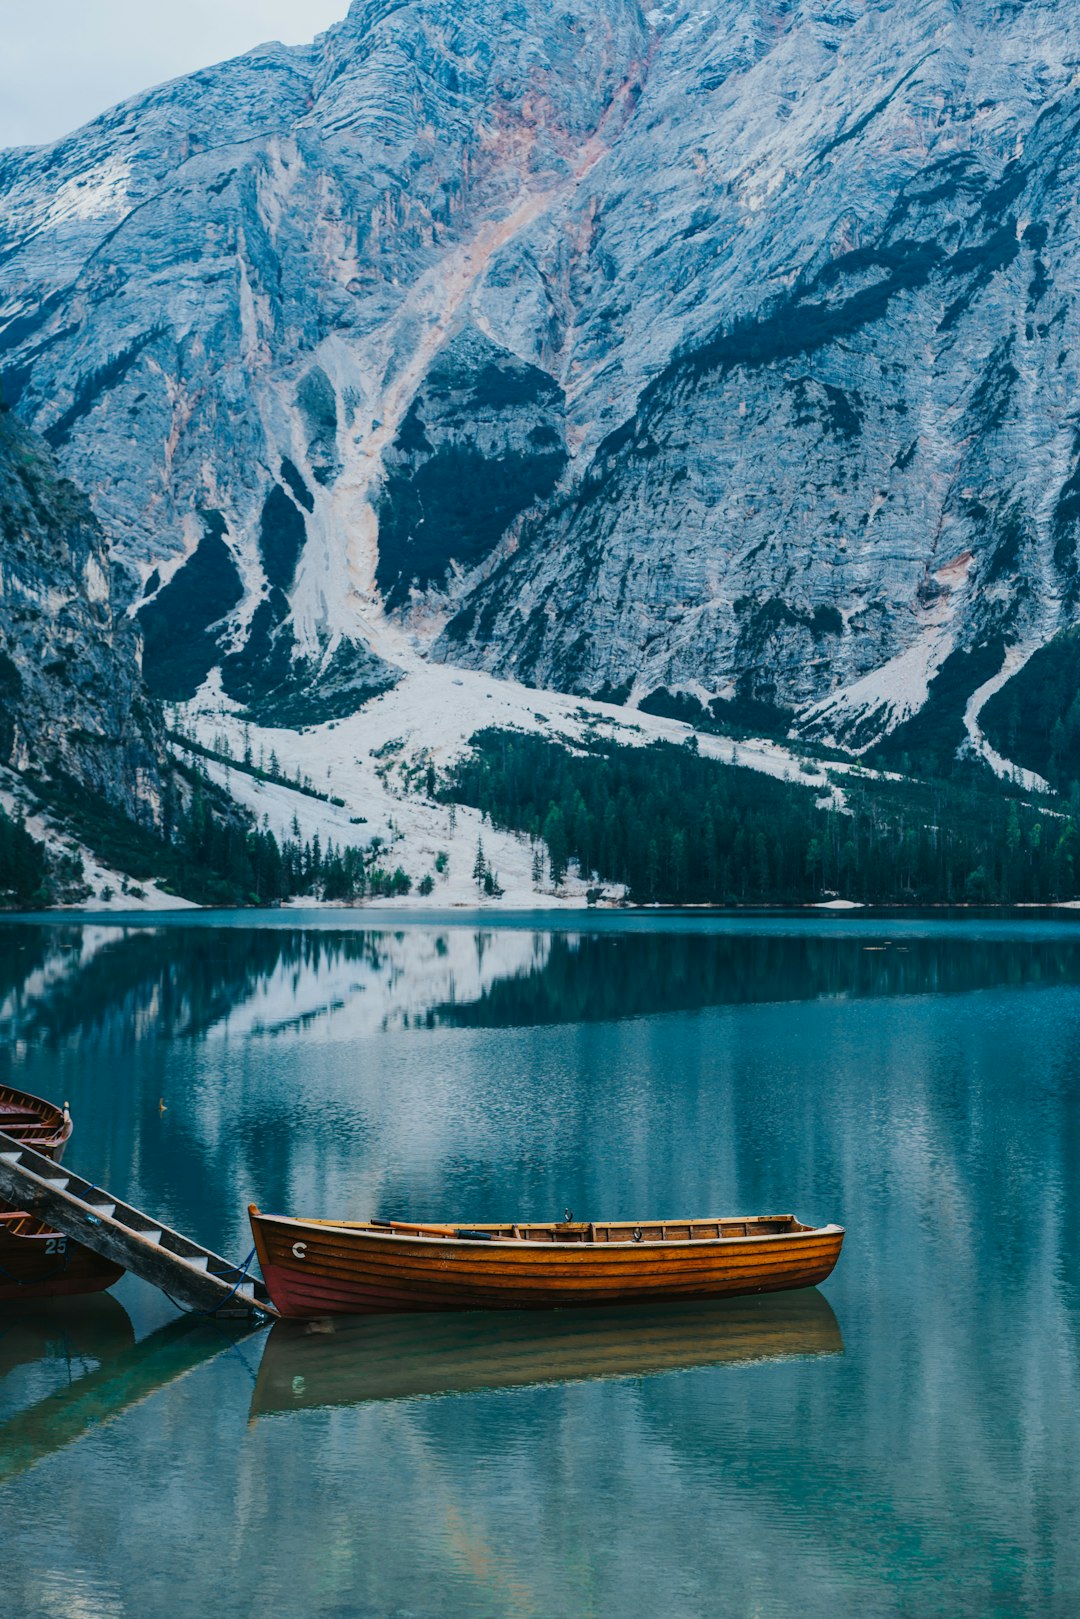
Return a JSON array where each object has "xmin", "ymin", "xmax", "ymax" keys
[
  {"xmin": 251, "ymin": 1288, "xmax": 843, "ymax": 1416},
  {"xmin": 0, "ymin": 1293, "xmax": 135, "ymax": 1382},
  {"xmin": 0, "ymin": 1309, "xmax": 260, "ymax": 1485}
]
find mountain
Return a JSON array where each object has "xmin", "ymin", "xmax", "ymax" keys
[
  {"xmin": 0, "ymin": 404, "xmax": 162, "ymax": 825},
  {"xmin": 0, "ymin": 407, "xmax": 294, "ymax": 911},
  {"xmin": 2, "ymin": 0, "xmax": 1080, "ymax": 766}
]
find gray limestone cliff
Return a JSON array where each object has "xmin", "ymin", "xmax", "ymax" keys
[
  {"xmin": 3, "ymin": 0, "xmax": 1080, "ymax": 756},
  {"xmin": 0, "ymin": 406, "xmax": 162, "ymax": 822}
]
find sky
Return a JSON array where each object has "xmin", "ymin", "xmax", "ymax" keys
[{"xmin": 0, "ymin": 1, "xmax": 350, "ymax": 149}]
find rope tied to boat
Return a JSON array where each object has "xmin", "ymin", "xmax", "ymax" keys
[{"xmin": 161, "ymin": 1245, "xmax": 260, "ymax": 1320}]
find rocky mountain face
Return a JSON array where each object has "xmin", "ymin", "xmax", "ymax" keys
[
  {"xmin": 0, "ymin": 406, "xmax": 162, "ymax": 823},
  {"xmin": 2, "ymin": 0, "xmax": 1080, "ymax": 755}
]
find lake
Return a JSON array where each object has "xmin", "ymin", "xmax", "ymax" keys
[{"xmin": 3, "ymin": 913, "xmax": 1080, "ymax": 1618}]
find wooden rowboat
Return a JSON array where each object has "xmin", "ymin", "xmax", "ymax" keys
[
  {"xmin": 251, "ymin": 1291, "xmax": 844, "ymax": 1414},
  {"xmin": 0, "ymin": 1084, "xmax": 124, "ymax": 1302},
  {"xmin": 0, "ymin": 1083, "xmax": 72, "ymax": 1160},
  {"xmin": 248, "ymin": 1208, "xmax": 844, "ymax": 1320}
]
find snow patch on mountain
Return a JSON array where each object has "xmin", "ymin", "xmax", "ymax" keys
[
  {"xmin": 802, "ymin": 628, "xmax": 954, "ymax": 751},
  {"xmin": 44, "ymin": 154, "xmax": 132, "ymax": 228},
  {"xmin": 181, "ymin": 658, "xmax": 843, "ymax": 907},
  {"xmin": 963, "ymin": 645, "xmax": 1052, "ymax": 793}
]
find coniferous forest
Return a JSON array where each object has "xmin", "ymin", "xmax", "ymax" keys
[
  {"xmin": 5, "ymin": 726, "xmax": 1080, "ymax": 910},
  {"xmin": 0, "ymin": 806, "xmax": 48, "ymax": 906},
  {"xmin": 0, "ymin": 772, "xmax": 412, "ymax": 910},
  {"xmin": 447, "ymin": 729, "xmax": 1080, "ymax": 906}
]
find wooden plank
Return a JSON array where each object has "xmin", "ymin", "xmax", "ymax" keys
[{"xmin": 0, "ymin": 1132, "xmax": 278, "ymax": 1320}]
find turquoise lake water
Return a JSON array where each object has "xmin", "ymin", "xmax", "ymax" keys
[{"xmin": 3, "ymin": 913, "xmax": 1080, "ymax": 1618}]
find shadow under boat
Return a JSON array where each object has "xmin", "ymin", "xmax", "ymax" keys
[
  {"xmin": 0, "ymin": 1293, "xmax": 135, "ymax": 1381},
  {"xmin": 251, "ymin": 1287, "xmax": 844, "ymax": 1417}
]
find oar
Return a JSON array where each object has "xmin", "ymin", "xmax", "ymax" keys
[{"xmin": 370, "ymin": 1218, "xmax": 497, "ymax": 1241}]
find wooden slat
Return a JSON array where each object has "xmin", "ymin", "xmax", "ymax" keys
[{"xmin": 0, "ymin": 1131, "xmax": 278, "ymax": 1320}]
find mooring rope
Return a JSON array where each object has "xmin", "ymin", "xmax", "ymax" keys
[{"xmin": 160, "ymin": 1245, "xmax": 260, "ymax": 1319}]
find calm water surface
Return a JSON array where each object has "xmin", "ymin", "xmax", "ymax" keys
[{"xmin": 3, "ymin": 914, "xmax": 1080, "ymax": 1618}]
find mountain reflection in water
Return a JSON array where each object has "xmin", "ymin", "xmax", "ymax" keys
[{"xmin": 6, "ymin": 917, "xmax": 1080, "ymax": 1049}]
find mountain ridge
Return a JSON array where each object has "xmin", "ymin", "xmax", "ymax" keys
[{"xmin": 2, "ymin": 0, "xmax": 1080, "ymax": 773}]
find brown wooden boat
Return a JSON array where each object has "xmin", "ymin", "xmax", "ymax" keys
[
  {"xmin": 249, "ymin": 1207, "xmax": 845, "ymax": 1320},
  {"xmin": 0, "ymin": 1083, "xmax": 72, "ymax": 1160},
  {"xmin": 251, "ymin": 1291, "xmax": 844, "ymax": 1414},
  {"xmin": 0, "ymin": 1210, "xmax": 125, "ymax": 1301},
  {"xmin": 0, "ymin": 1084, "xmax": 124, "ymax": 1302}
]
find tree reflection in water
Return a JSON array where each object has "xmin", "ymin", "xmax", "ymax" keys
[{"xmin": 6, "ymin": 918, "xmax": 1080, "ymax": 1050}]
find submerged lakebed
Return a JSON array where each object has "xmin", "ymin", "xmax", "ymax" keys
[{"xmin": 3, "ymin": 912, "xmax": 1080, "ymax": 1618}]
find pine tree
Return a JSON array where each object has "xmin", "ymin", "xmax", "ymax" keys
[{"xmin": 543, "ymin": 805, "xmax": 568, "ymax": 885}]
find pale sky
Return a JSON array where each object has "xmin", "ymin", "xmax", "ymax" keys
[{"xmin": 0, "ymin": 1, "xmax": 351, "ymax": 149}]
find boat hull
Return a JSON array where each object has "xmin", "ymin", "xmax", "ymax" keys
[
  {"xmin": 0, "ymin": 1216, "xmax": 125, "ymax": 1302},
  {"xmin": 250, "ymin": 1210, "xmax": 844, "ymax": 1320}
]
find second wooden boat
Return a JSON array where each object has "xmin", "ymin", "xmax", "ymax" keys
[
  {"xmin": 0, "ymin": 1084, "xmax": 72, "ymax": 1160},
  {"xmin": 0, "ymin": 1084, "xmax": 124, "ymax": 1302},
  {"xmin": 249, "ymin": 1208, "xmax": 844, "ymax": 1319}
]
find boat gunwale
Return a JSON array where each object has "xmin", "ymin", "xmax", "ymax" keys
[
  {"xmin": 253, "ymin": 1211, "xmax": 845, "ymax": 1252},
  {"xmin": 0, "ymin": 1212, "xmax": 91, "ymax": 1244},
  {"xmin": 0, "ymin": 1083, "xmax": 71, "ymax": 1155}
]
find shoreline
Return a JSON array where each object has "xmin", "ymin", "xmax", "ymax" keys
[{"xmin": 6, "ymin": 902, "xmax": 1080, "ymax": 927}]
